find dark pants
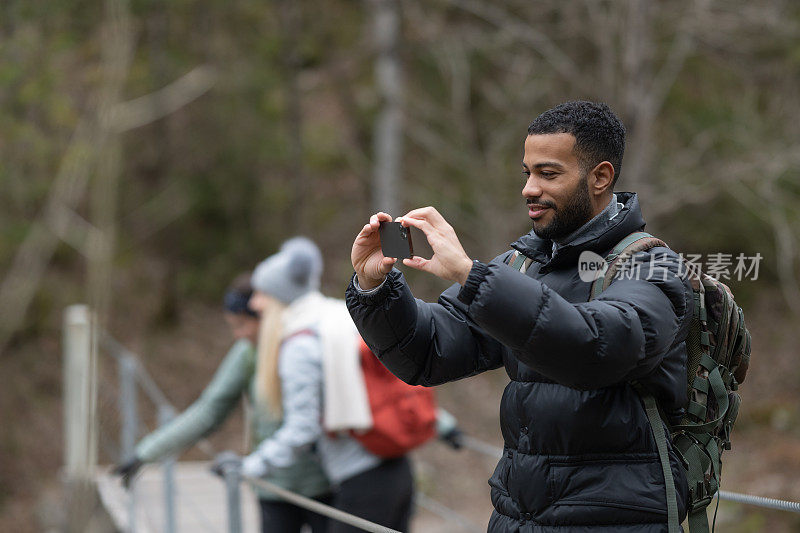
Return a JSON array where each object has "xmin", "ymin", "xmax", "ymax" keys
[
  {"xmin": 329, "ymin": 456, "xmax": 414, "ymax": 533},
  {"xmin": 259, "ymin": 494, "xmax": 332, "ymax": 533}
]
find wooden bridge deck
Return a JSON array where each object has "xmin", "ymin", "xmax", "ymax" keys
[{"xmin": 96, "ymin": 461, "xmax": 260, "ymax": 532}]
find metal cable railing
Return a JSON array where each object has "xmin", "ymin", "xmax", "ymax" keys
[
  {"xmin": 246, "ymin": 477, "xmax": 400, "ymax": 533},
  {"xmin": 212, "ymin": 449, "xmax": 483, "ymax": 533},
  {"xmin": 102, "ymin": 335, "xmax": 402, "ymax": 532},
  {"xmin": 94, "ymin": 330, "xmax": 480, "ymax": 532},
  {"xmin": 101, "ymin": 333, "xmax": 217, "ymax": 457},
  {"xmin": 71, "ymin": 315, "xmax": 800, "ymax": 532},
  {"xmin": 718, "ymin": 490, "xmax": 800, "ymax": 514}
]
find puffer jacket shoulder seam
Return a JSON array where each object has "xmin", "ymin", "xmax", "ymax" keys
[{"xmin": 608, "ymin": 246, "xmax": 691, "ymax": 319}]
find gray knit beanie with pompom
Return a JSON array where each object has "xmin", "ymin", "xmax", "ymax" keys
[{"xmin": 251, "ymin": 237, "xmax": 323, "ymax": 304}]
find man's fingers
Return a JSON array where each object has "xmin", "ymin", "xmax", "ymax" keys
[
  {"xmin": 403, "ymin": 256, "xmax": 430, "ymax": 272},
  {"xmin": 358, "ymin": 223, "xmax": 373, "ymax": 237},
  {"xmin": 401, "ymin": 206, "xmax": 444, "ymax": 225},
  {"xmin": 370, "ymin": 212, "xmax": 393, "ymax": 228},
  {"xmin": 402, "ymin": 206, "xmax": 437, "ymax": 219},
  {"xmin": 398, "ymin": 215, "xmax": 433, "ymax": 235}
]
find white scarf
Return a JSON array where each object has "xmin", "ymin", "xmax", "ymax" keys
[{"xmin": 282, "ymin": 292, "xmax": 373, "ymax": 432}]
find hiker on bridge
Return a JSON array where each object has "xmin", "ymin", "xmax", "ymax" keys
[
  {"xmin": 115, "ymin": 237, "xmax": 462, "ymax": 532},
  {"xmin": 241, "ymin": 236, "xmax": 462, "ymax": 533},
  {"xmin": 114, "ymin": 271, "xmax": 332, "ymax": 533},
  {"xmin": 346, "ymin": 101, "xmax": 695, "ymax": 532}
]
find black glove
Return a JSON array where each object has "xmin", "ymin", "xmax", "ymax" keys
[
  {"xmin": 440, "ymin": 427, "xmax": 464, "ymax": 450},
  {"xmin": 113, "ymin": 457, "xmax": 143, "ymax": 489},
  {"xmin": 211, "ymin": 451, "xmax": 243, "ymax": 479}
]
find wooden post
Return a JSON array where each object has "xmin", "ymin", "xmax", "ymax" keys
[
  {"xmin": 63, "ymin": 304, "xmax": 99, "ymax": 532},
  {"xmin": 63, "ymin": 304, "xmax": 98, "ymax": 480}
]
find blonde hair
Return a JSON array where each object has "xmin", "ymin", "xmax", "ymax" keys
[{"xmin": 254, "ymin": 296, "xmax": 286, "ymax": 417}]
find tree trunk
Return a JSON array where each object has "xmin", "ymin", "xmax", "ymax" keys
[{"xmin": 370, "ymin": 0, "xmax": 404, "ymax": 216}]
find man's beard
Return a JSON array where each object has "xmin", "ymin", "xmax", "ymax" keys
[{"xmin": 531, "ymin": 174, "xmax": 593, "ymax": 241}]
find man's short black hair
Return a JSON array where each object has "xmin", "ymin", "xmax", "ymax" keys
[{"xmin": 527, "ymin": 101, "xmax": 626, "ymax": 187}]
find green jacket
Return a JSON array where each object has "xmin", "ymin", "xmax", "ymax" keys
[{"xmin": 135, "ymin": 339, "xmax": 330, "ymax": 500}]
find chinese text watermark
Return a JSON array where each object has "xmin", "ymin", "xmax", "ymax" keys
[{"xmin": 578, "ymin": 251, "xmax": 763, "ymax": 283}]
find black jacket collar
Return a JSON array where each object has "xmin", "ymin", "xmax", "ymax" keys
[{"xmin": 510, "ymin": 191, "xmax": 646, "ymax": 271}]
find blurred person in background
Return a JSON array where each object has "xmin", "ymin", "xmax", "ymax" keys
[
  {"xmin": 346, "ymin": 101, "xmax": 693, "ymax": 532},
  {"xmin": 241, "ymin": 237, "xmax": 462, "ymax": 533},
  {"xmin": 114, "ymin": 271, "xmax": 332, "ymax": 533}
]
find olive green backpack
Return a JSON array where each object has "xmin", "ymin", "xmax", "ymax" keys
[{"xmin": 589, "ymin": 232, "xmax": 752, "ymax": 533}]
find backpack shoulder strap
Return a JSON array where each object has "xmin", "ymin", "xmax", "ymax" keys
[
  {"xmin": 590, "ymin": 231, "xmax": 669, "ymax": 299},
  {"xmin": 592, "ymin": 235, "xmax": 678, "ymax": 532},
  {"xmin": 506, "ymin": 249, "xmax": 535, "ymax": 274},
  {"xmin": 631, "ymin": 383, "xmax": 681, "ymax": 533}
]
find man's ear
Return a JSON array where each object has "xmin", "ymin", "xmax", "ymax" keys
[{"xmin": 589, "ymin": 161, "xmax": 615, "ymax": 196}]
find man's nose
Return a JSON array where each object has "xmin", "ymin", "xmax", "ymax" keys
[{"xmin": 522, "ymin": 176, "xmax": 542, "ymax": 198}]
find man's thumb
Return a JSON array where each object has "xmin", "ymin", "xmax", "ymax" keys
[{"xmin": 378, "ymin": 256, "xmax": 396, "ymax": 273}]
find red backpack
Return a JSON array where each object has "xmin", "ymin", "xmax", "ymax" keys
[{"xmin": 351, "ymin": 338, "xmax": 437, "ymax": 457}]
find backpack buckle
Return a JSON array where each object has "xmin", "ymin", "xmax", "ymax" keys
[{"xmin": 688, "ymin": 478, "xmax": 715, "ymax": 512}]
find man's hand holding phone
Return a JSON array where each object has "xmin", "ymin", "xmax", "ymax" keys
[
  {"xmin": 397, "ymin": 207, "xmax": 473, "ymax": 285},
  {"xmin": 351, "ymin": 212, "xmax": 398, "ymax": 290},
  {"xmin": 351, "ymin": 207, "xmax": 473, "ymax": 289}
]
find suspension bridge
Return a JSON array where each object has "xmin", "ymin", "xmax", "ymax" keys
[{"xmin": 62, "ymin": 305, "xmax": 800, "ymax": 532}]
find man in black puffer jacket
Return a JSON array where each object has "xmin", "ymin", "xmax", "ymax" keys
[{"xmin": 345, "ymin": 101, "xmax": 692, "ymax": 532}]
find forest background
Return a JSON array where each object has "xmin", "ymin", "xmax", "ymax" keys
[{"xmin": 2, "ymin": 0, "xmax": 800, "ymax": 531}]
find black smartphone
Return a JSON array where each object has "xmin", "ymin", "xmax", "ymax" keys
[{"xmin": 379, "ymin": 221, "xmax": 414, "ymax": 260}]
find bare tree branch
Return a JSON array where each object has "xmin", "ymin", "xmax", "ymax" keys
[
  {"xmin": 728, "ymin": 178, "xmax": 800, "ymax": 316},
  {"xmin": 0, "ymin": 125, "xmax": 101, "ymax": 355},
  {"xmin": 46, "ymin": 206, "xmax": 103, "ymax": 255},
  {"xmin": 107, "ymin": 65, "xmax": 217, "ymax": 132},
  {"xmin": 442, "ymin": 0, "xmax": 583, "ymax": 85},
  {"xmin": 582, "ymin": 0, "xmax": 618, "ymax": 100},
  {"xmin": 405, "ymin": 115, "xmax": 465, "ymax": 171},
  {"xmin": 123, "ymin": 180, "xmax": 192, "ymax": 246},
  {"xmin": 0, "ymin": 6, "xmax": 212, "ymax": 354},
  {"xmin": 766, "ymin": 201, "xmax": 800, "ymax": 317},
  {"xmin": 87, "ymin": 0, "xmax": 135, "ymax": 332},
  {"xmin": 645, "ymin": 0, "xmax": 708, "ymax": 117}
]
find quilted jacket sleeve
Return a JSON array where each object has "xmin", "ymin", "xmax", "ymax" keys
[
  {"xmin": 345, "ymin": 265, "xmax": 506, "ymax": 387},
  {"xmin": 458, "ymin": 247, "xmax": 693, "ymax": 390}
]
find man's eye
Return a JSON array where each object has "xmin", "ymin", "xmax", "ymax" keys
[
  {"xmin": 540, "ymin": 171, "xmax": 555, "ymax": 178},
  {"xmin": 522, "ymin": 170, "xmax": 531, "ymax": 177}
]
